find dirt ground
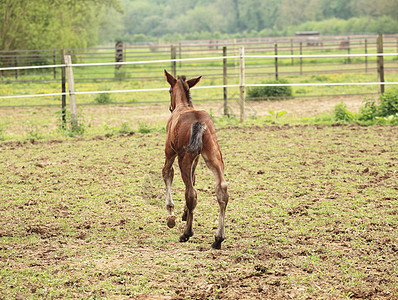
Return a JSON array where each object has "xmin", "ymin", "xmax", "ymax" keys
[
  {"xmin": 241, "ymin": 94, "xmax": 366, "ymax": 117},
  {"xmin": 82, "ymin": 94, "xmax": 368, "ymax": 124},
  {"xmin": 1, "ymin": 94, "xmax": 397, "ymax": 299},
  {"xmin": 1, "ymin": 119, "xmax": 398, "ymax": 299}
]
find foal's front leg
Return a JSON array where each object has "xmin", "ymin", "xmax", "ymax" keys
[{"xmin": 162, "ymin": 151, "xmax": 177, "ymax": 228}]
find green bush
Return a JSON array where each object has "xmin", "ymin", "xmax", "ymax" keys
[
  {"xmin": 358, "ymin": 90, "xmax": 398, "ymax": 122},
  {"xmin": 378, "ymin": 90, "xmax": 398, "ymax": 117},
  {"xmin": 119, "ymin": 122, "xmax": 133, "ymax": 134},
  {"xmin": 94, "ymin": 93, "xmax": 113, "ymax": 104},
  {"xmin": 247, "ymin": 79, "xmax": 292, "ymax": 100},
  {"xmin": 358, "ymin": 98, "xmax": 378, "ymax": 121},
  {"xmin": 333, "ymin": 102, "xmax": 354, "ymax": 123}
]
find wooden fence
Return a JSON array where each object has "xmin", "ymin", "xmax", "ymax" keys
[
  {"xmin": 1, "ymin": 33, "xmax": 398, "ymax": 126},
  {"xmin": 1, "ymin": 34, "xmax": 398, "ymax": 83}
]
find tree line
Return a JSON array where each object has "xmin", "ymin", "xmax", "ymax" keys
[
  {"xmin": 1, "ymin": 0, "xmax": 397, "ymax": 51},
  {"xmin": 113, "ymin": 0, "xmax": 398, "ymax": 42}
]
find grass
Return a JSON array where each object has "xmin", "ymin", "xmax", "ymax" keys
[{"xmin": 0, "ymin": 124, "xmax": 397, "ymax": 299}]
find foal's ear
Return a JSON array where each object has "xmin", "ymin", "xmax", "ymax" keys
[
  {"xmin": 164, "ymin": 69, "xmax": 177, "ymax": 87},
  {"xmin": 187, "ymin": 76, "xmax": 202, "ymax": 88}
]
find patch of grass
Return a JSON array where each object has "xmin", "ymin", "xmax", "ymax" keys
[
  {"xmin": 311, "ymin": 74, "xmax": 330, "ymax": 82},
  {"xmin": 294, "ymin": 88, "xmax": 308, "ymax": 94},
  {"xmin": 138, "ymin": 121, "xmax": 165, "ymax": 134},
  {"xmin": 0, "ymin": 124, "xmax": 6, "ymax": 141},
  {"xmin": 119, "ymin": 121, "xmax": 133, "ymax": 134},
  {"xmin": 94, "ymin": 93, "xmax": 113, "ymax": 104},
  {"xmin": 57, "ymin": 111, "xmax": 86, "ymax": 137},
  {"xmin": 138, "ymin": 121, "xmax": 154, "ymax": 134},
  {"xmin": 333, "ymin": 102, "xmax": 355, "ymax": 123},
  {"xmin": 247, "ymin": 79, "xmax": 293, "ymax": 100}
]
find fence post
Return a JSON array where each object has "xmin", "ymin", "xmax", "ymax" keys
[
  {"xmin": 239, "ymin": 47, "xmax": 245, "ymax": 122},
  {"xmin": 53, "ymin": 50, "xmax": 56, "ymax": 79},
  {"xmin": 223, "ymin": 46, "xmax": 228, "ymax": 116},
  {"xmin": 300, "ymin": 42, "xmax": 303, "ymax": 75},
  {"xmin": 179, "ymin": 42, "xmax": 182, "ymax": 69},
  {"xmin": 171, "ymin": 45, "xmax": 177, "ymax": 77},
  {"xmin": 61, "ymin": 50, "xmax": 66, "ymax": 128},
  {"xmin": 347, "ymin": 36, "xmax": 351, "ymax": 64},
  {"xmin": 14, "ymin": 52, "xmax": 18, "ymax": 80},
  {"xmin": 115, "ymin": 41, "xmax": 123, "ymax": 70},
  {"xmin": 234, "ymin": 38, "xmax": 238, "ymax": 75},
  {"xmin": 377, "ymin": 34, "xmax": 385, "ymax": 94},
  {"xmin": 365, "ymin": 39, "xmax": 368, "ymax": 73},
  {"xmin": 290, "ymin": 39, "xmax": 294, "ymax": 66},
  {"xmin": 396, "ymin": 38, "xmax": 398, "ymax": 61},
  {"xmin": 274, "ymin": 43, "xmax": 279, "ymax": 81},
  {"xmin": 64, "ymin": 55, "xmax": 78, "ymax": 130}
]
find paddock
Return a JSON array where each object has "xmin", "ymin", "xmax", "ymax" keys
[{"xmin": 0, "ymin": 99, "xmax": 397, "ymax": 298}]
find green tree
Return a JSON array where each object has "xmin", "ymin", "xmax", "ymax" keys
[
  {"xmin": 0, "ymin": 0, "xmax": 121, "ymax": 51},
  {"xmin": 238, "ymin": 0, "xmax": 280, "ymax": 31},
  {"xmin": 319, "ymin": 0, "xmax": 354, "ymax": 19},
  {"xmin": 276, "ymin": 0, "xmax": 321, "ymax": 27}
]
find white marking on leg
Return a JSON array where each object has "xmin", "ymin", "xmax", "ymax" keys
[
  {"xmin": 163, "ymin": 159, "xmax": 176, "ymax": 228},
  {"xmin": 165, "ymin": 180, "xmax": 174, "ymax": 214}
]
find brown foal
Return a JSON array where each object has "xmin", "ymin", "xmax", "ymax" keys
[{"xmin": 162, "ymin": 70, "xmax": 229, "ymax": 249}]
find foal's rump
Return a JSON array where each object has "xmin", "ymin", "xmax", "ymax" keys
[{"xmin": 174, "ymin": 110, "xmax": 215, "ymax": 154}]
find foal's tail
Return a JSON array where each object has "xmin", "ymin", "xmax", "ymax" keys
[{"xmin": 187, "ymin": 122, "xmax": 206, "ymax": 155}]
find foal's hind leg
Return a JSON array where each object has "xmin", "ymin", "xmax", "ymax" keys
[
  {"xmin": 182, "ymin": 155, "xmax": 199, "ymax": 222},
  {"xmin": 178, "ymin": 154, "xmax": 198, "ymax": 242},
  {"xmin": 162, "ymin": 149, "xmax": 177, "ymax": 228},
  {"xmin": 203, "ymin": 153, "xmax": 229, "ymax": 249}
]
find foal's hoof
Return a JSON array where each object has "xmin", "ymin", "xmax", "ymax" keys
[
  {"xmin": 211, "ymin": 241, "xmax": 222, "ymax": 250},
  {"xmin": 166, "ymin": 216, "xmax": 176, "ymax": 228},
  {"xmin": 179, "ymin": 233, "xmax": 193, "ymax": 243},
  {"xmin": 211, "ymin": 237, "xmax": 224, "ymax": 250}
]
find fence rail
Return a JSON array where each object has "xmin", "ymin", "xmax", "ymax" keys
[
  {"xmin": 1, "ymin": 52, "xmax": 397, "ymax": 95},
  {"xmin": 1, "ymin": 33, "xmax": 398, "ymax": 74}
]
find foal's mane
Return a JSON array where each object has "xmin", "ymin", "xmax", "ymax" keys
[{"xmin": 178, "ymin": 75, "xmax": 193, "ymax": 107}]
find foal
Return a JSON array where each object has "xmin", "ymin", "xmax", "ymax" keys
[{"xmin": 162, "ymin": 70, "xmax": 229, "ymax": 249}]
